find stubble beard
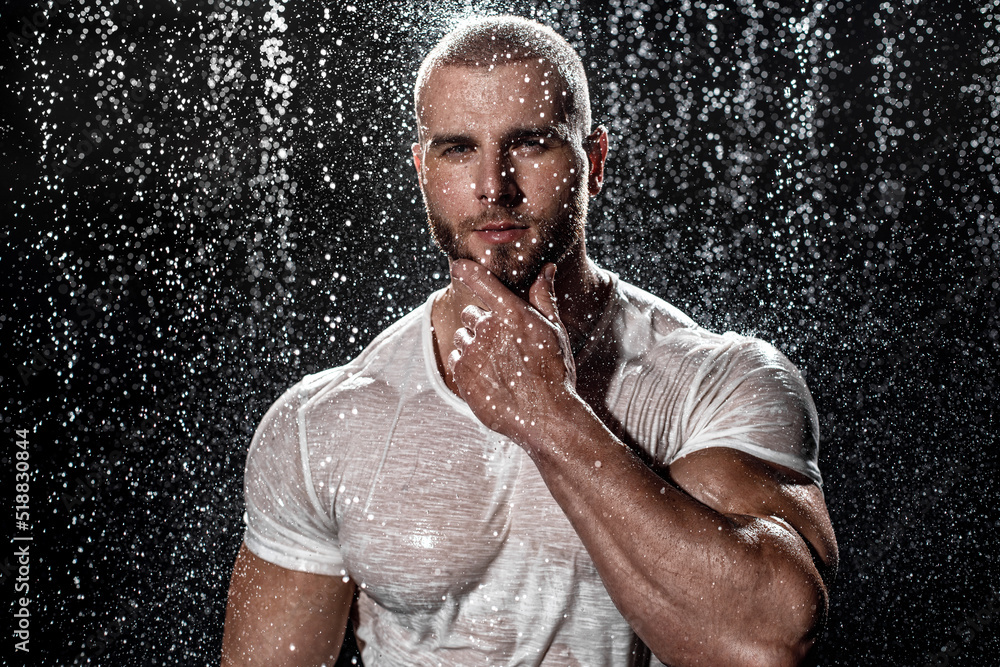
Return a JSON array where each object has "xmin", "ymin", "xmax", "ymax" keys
[{"xmin": 427, "ymin": 189, "xmax": 588, "ymax": 294}]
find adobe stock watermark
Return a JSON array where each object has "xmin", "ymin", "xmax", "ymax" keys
[
  {"xmin": 0, "ymin": 419, "xmax": 228, "ymax": 663},
  {"xmin": 5, "ymin": 0, "xmax": 81, "ymax": 52},
  {"xmin": 859, "ymin": 460, "xmax": 971, "ymax": 575},
  {"xmin": 923, "ymin": 595, "xmax": 999, "ymax": 666},
  {"xmin": 11, "ymin": 429, "xmax": 33, "ymax": 655},
  {"xmin": 52, "ymin": 73, "xmax": 155, "ymax": 178}
]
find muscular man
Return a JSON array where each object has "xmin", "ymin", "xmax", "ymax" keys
[{"xmin": 222, "ymin": 16, "xmax": 837, "ymax": 667}]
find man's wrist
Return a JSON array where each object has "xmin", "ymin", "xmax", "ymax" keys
[{"xmin": 516, "ymin": 387, "xmax": 602, "ymax": 462}]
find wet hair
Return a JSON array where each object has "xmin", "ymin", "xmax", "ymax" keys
[{"xmin": 414, "ymin": 16, "xmax": 592, "ymax": 140}]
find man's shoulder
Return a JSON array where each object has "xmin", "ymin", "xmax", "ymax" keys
[
  {"xmin": 614, "ymin": 278, "xmax": 698, "ymax": 334},
  {"xmin": 611, "ymin": 278, "xmax": 795, "ymax": 371},
  {"xmin": 609, "ymin": 277, "xmax": 708, "ymax": 359},
  {"xmin": 278, "ymin": 296, "xmax": 432, "ymax": 415},
  {"xmin": 609, "ymin": 277, "xmax": 820, "ymax": 483}
]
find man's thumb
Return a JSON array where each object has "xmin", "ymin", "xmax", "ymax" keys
[{"xmin": 529, "ymin": 263, "xmax": 559, "ymax": 321}]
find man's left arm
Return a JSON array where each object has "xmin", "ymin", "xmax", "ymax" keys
[{"xmin": 449, "ymin": 260, "xmax": 837, "ymax": 667}]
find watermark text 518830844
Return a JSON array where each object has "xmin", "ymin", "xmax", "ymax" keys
[{"xmin": 13, "ymin": 429, "xmax": 32, "ymax": 654}]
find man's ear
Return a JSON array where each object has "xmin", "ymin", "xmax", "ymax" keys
[
  {"xmin": 412, "ymin": 141, "xmax": 428, "ymax": 194},
  {"xmin": 584, "ymin": 126, "xmax": 609, "ymax": 196},
  {"xmin": 412, "ymin": 142, "xmax": 423, "ymax": 175}
]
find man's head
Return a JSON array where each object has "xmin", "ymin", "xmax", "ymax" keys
[
  {"xmin": 414, "ymin": 16, "xmax": 592, "ymax": 142},
  {"xmin": 412, "ymin": 16, "xmax": 607, "ymax": 293}
]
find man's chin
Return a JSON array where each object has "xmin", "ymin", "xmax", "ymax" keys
[
  {"xmin": 448, "ymin": 254, "xmax": 541, "ymax": 294},
  {"xmin": 486, "ymin": 261, "xmax": 545, "ymax": 294}
]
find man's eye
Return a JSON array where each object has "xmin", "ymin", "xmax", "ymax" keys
[
  {"xmin": 513, "ymin": 138, "xmax": 547, "ymax": 155},
  {"xmin": 443, "ymin": 145, "xmax": 472, "ymax": 156}
]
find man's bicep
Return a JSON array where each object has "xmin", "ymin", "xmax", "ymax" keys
[
  {"xmin": 668, "ymin": 447, "xmax": 838, "ymax": 579},
  {"xmin": 221, "ymin": 542, "xmax": 356, "ymax": 667},
  {"xmin": 243, "ymin": 380, "xmax": 347, "ymax": 576}
]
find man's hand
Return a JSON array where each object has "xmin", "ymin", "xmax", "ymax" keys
[{"xmin": 448, "ymin": 259, "xmax": 578, "ymax": 447}]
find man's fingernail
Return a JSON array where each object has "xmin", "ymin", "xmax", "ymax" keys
[{"xmin": 545, "ymin": 264, "xmax": 556, "ymax": 281}]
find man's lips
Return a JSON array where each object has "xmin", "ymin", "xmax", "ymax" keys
[{"xmin": 473, "ymin": 223, "xmax": 528, "ymax": 244}]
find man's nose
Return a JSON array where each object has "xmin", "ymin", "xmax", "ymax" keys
[{"xmin": 474, "ymin": 150, "xmax": 518, "ymax": 206}]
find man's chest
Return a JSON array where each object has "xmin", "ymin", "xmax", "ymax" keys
[{"xmin": 313, "ymin": 403, "xmax": 588, "ymax": 615}]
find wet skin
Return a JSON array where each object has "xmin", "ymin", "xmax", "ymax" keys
[{"xmin": 413, "ymin": 59, "xmax": 601, "ymax": 297}]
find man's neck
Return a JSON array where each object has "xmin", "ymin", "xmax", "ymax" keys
[{"xmin": 534, "ymin": 252, "xmax": 610, "ymax": 351}]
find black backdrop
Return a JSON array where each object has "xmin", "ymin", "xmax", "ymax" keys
[{"xmin": 2, "ymin": 0, "xmax": 997, "ymax": 665}]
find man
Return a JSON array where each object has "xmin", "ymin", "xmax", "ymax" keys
[{"xmin": 221, "ymin": 16, "xmax": 837, "ymax": 667}]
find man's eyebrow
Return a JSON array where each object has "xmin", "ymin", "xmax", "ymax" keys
[
  {"xmin": 506, "ymin": 124, "xmax": 571, "ymax": 143},
  {"xmin": 427, "ymin": 134, "xmax": 473, "ymax": 149},
  {"xmin": 426, "ymin": 125, "xmax": 572, "ymax": 150}
]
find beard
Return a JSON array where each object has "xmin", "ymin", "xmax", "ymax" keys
[{"xmin": 427, "ymin": 188, "xmax": 588, "ymax": 294}]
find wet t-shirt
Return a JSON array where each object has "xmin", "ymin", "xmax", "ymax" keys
[{"xmin": 242, "ymin": 275, "xmax": 822, "ymax": 666}]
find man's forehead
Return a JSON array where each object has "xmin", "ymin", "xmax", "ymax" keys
[{"xmin": 417, "ymin": 61, "xmax": 568, "ymax": 132}]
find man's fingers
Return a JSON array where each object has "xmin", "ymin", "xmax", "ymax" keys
[
  {"xmin": 527, "ymin": 263, "xmax": 576, "ymax": 387},
  {"xmin": 528, "ymin": 263, "xmax": 559, "ymax": 323},
  {"xmin": 450, "ymin": 259, "xmax": 515, "ymax": 312},
  {"xmin": 460, "ymin": 304, "xmax": 487, "ymax": 332},
  {"xmin": 447, "ymin": 349, "xmax": 462, "ymax": 374},
  {"xmin": 453, "ymin": 326, "xmax": 474, "ymax": 352}
]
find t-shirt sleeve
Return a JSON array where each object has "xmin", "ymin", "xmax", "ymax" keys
[
  {"xmin": 668, "ymin": 334, "xmax": 823, "ymax": 486},
  {"xmin": 242, "ymin": 381, "xmax": 347, "ymax": 576}
]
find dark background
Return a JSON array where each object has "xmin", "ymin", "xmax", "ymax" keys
[{"xmin": 2, "ymin": 0, "xmax": 997, "ymax": 665}]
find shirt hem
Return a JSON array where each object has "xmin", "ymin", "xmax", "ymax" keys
[{"xmin": 244, "ymin": 532, "xmax": 348, "ymax": 577}]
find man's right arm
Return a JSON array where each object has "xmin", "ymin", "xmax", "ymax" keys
[{"xmin": 221, "ymin": 542, "xmax": 356, "ymax": 667}]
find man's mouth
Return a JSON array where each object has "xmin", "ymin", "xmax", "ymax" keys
[{"xmin": 473, "ymin": 220, "xmax": 529, "ymax": 245}]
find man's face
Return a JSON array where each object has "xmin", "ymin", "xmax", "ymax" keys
[{"xmin": 413, "ymin": 60, "xmax": 596, "ymax": 293}]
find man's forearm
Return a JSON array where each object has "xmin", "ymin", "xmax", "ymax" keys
[{"xmin": 520, "ymin": 394, "xmax": 826, "ymax": 667}]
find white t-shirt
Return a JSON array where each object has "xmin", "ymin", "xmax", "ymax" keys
[{"xmin": 242, "ymin": 275, "xmax": 822, "ymax": 666}]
